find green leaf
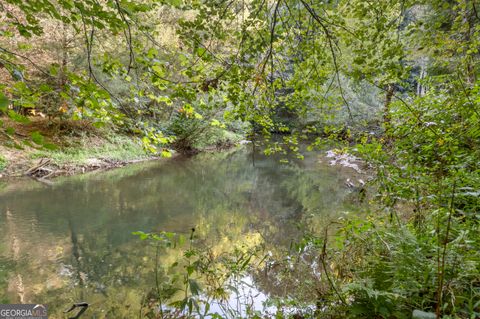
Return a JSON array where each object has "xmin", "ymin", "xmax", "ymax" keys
[
  {"xmin": 31, "ymin": 131, "xmax": 45, "ymax": 145},
  {"xmin": 8, "ymin": 110, "xmax": 30, "ymax": 123},
  {"xmin": 146, "ymin": 47, "xmax": 158, "ymax": 59},
  {"xmin": 152, "ymin": 64, "xmax": 164, "ymax": 76},
  {"xmin": 195, "ymin": 47, "xmax": 206, "ymax": 57},
  {"xmin": 5, "ymin": 127, "xmax": 15, "ymax": 135},
  {"xmin": 43, "ymin": 143, "xmax": 58, "ymax": 151},
  {"xmin": 165, "ymin": 0, "xmax": 182, "ymax": 7},
  {"xmin": 93, "ymin": 122, "xmax": 106, "ymax": 128},
  {"xmin": 161, "ymin": 149, "xmax": 172, "ymax": 158},
  {"xmin": 132, "ymin": 231, "xmax": 149, "ymax": 240},
  {"xmin": 49, "ymin": 64, "xmax": 59, "ymax": 76},
  {"xmin": 0, "ymin": 93, "xmax": 9, "ymax": 112},
  {"xmin": 188, "ymin": 279, "xmax": 201, "ymax": 296}
]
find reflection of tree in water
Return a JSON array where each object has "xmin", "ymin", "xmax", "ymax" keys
[{"xmin": 0, "ymin": 148, "xmax": 358, "ymax": 316}]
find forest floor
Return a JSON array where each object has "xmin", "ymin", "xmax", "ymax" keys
[{"xmin": 0, "ymin": 117, "xmax": 165, "ymax": 180}]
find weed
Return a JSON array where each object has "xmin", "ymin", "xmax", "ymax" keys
[{"xmin": 0, "ymin": 155, "xmax": 6, "ymax": 171}]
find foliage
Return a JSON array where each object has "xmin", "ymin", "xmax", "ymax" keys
[{"xmin": 1, "ymin": 0, "xmax": 480, "ymax": 318}]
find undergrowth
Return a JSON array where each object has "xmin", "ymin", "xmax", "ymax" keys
[{"xmin": 30, "ymin": 133, "xmax": 149, "ymax": 165}]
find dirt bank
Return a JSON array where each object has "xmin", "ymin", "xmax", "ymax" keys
[{"xmin": 0, "ymin": 117, "xmax": 163, "ymax": 180}]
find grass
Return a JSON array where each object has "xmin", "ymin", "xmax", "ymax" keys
[
  {"xmin": 0, "ymin": 155, "xmax": 7, "ymax": 172},
  {"xmin": 30, "ymin": 133, "xmax": 150, "ymax": 166}
]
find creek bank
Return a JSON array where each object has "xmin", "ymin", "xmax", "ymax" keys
[
  {"xmin": 0, "ymin": 141, "xmax": 164, "ymax": 181},
  {"xmin": 13, "ymin": 155, "xmax": 167, "ymax": 182},
  {"xmin": 0, "ymin": 118, "xmax": 246, "ymax": 181},
  {"xmin": 0, "ymin": 140, "xmax": 243, "ymax": 181}
]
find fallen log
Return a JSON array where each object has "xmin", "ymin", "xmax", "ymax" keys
[{"xmin": 25, "ymin": 158, "xmax": 51, "ymax": 176}]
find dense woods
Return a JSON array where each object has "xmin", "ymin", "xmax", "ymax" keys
[{"xmin": 0, "ymin": 0, "xmax": 479, "ymax": 318}]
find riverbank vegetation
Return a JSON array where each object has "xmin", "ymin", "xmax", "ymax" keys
[{"xmin": 1, "ymin": 0, "xmax": 479, "ymax": 318}]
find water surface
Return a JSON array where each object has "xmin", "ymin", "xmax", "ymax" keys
[{"xmin": 0, "ymin": 148, "xmax": 359, "ymax": 317}]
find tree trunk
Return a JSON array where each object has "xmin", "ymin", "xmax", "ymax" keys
[{"xmin": 383, "ymin": 84, "xmax": 395, "ymax": 135}]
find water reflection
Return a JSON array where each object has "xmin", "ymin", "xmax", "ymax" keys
[{"xmin": 0, "ymin": 147, "xmax": 358, "ymax": 317}]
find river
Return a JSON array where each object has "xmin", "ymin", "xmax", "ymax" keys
[{"xmin": 0, "ymin": 147, "xmax": 362, "ymax": 317}]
